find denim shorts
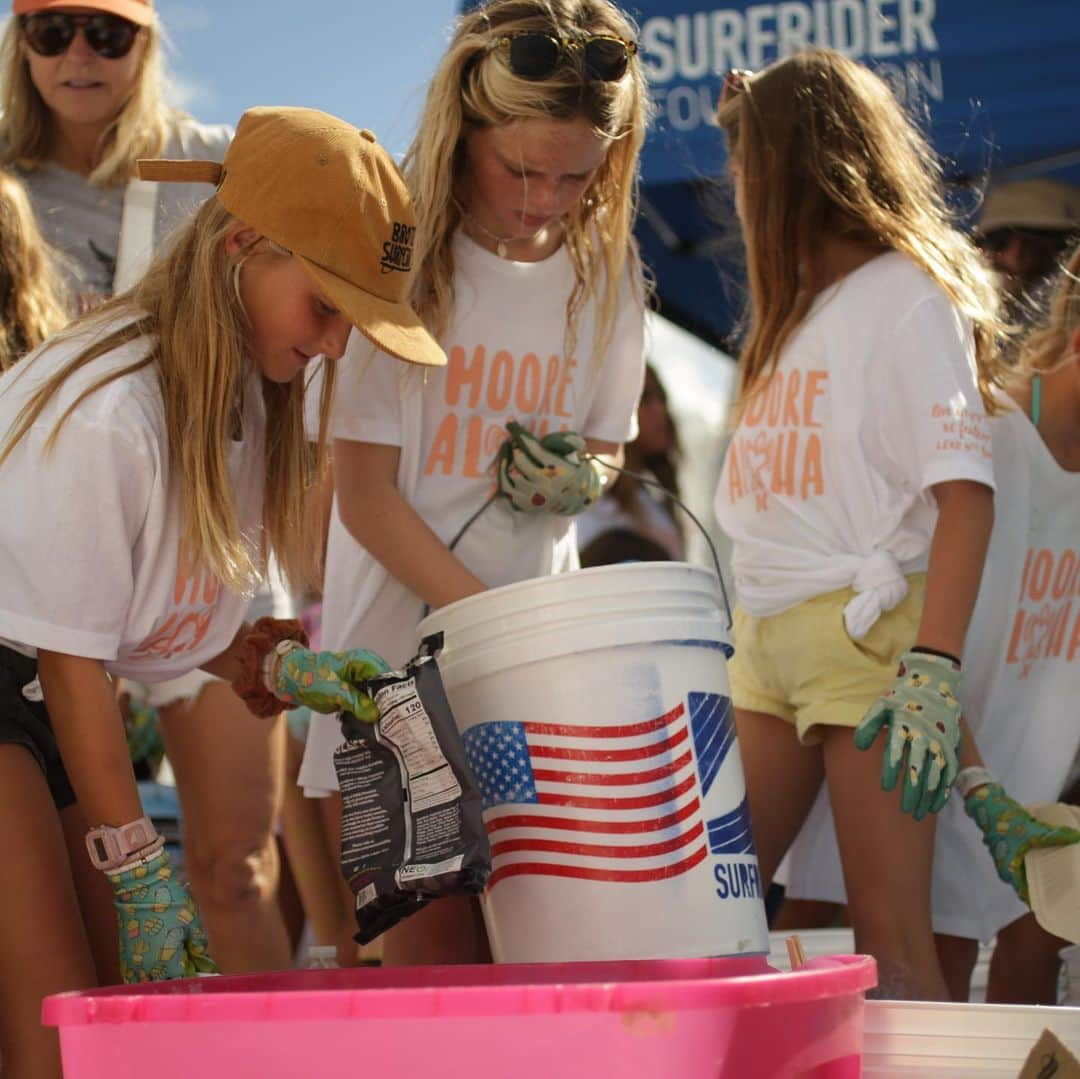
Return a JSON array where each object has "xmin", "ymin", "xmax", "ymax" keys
[{"xmin": 0, "ymin": 645, "xmax": 76, "ymax": 808}]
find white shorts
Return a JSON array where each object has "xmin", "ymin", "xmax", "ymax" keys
[
  {"xmin": 130, "ymin": 668, "xmax": 221, "ymax": 710},
  {"xmin": 296, "ymin": 710, "xmax": 342, "ymax": 797}
]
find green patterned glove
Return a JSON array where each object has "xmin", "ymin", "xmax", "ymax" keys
[
  {"xmin": 853, "ymin": 651, "xmax": 962, "ymax": 820},
  {"xmin": 963, "ymin": 781, "xmax": 1080, "ymax": 904},
  {"xmin": 123, "ymin": 697, "xmax": 165, "ymax": 773},
  {"xmin": 497, "ymin": 421, "xmax": 602, "ymax": 516},
  {"xmin": 107, "ymin": 848, "xmax": 217, "ymax": 983},
  {"xmin": 273, "ymin": 646, "xmax": 391, "ymax": 723}
]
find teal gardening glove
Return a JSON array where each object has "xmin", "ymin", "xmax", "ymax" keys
[
  {"xmin": 854, "ymin": 650, "xmax": 962, "ymax": 820},
  {"xmin": 273, "ymin": 645, "xmax": 391, "ymax": 723},
  {"xmin": 963, "ymin": 779, "xmax": 1080, "ymax": 904},
  {"xmin": 107, "ymin": 847, "xmax": 217, "ymax": 982},
  {"xmin": 233, "ymin": 618, "xmax": 391, "ymax": 724},
  {"xmin": 497, "ymin": 421, "xmax": 603, "ymax": 516}
]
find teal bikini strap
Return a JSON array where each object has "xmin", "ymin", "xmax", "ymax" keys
[{"xmin": 1031, "ymin": 373, "xmax": 1042, "ymax": 427}]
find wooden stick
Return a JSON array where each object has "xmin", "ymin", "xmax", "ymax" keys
[{"xmin": 786, "ymin": 934, "xmax": 807, "ymax": 970}]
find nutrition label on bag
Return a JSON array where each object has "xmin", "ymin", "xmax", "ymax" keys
[{"xmin": 374, "ymin": 678, "xmax": 462, "ymax": 813}]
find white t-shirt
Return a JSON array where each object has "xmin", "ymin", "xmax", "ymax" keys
[
  {"xmin": 784, "ymin": 400, "xmax": 1080, "ymax": 941},
  {"xmin": 714, "ymin": 252, "xmax": 995, "ymax": 637},
  {"xmin": 0, "ymin": 315, "xmax": 266, "ymax": 682},
  {"xmin": 300, "ymin": 232, "xmax": 645, "ymax": 793}
]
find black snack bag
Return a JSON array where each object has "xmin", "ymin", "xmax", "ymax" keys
[{"xmin": 333, "ymin": 634, "xmax": 492, "ymax": 944}]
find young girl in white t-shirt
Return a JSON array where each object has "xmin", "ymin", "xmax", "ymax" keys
[
  {"xmin": 713, "ymin": 51, "xmax": 1014, "ymax": 1001},
  {"xmin": 298, "ymin": 0, "xmax": 650, "ymax": 965},
  {"xmin": 0, "ymin": 106, "xmax": 443, "ymax": 1077},
  {"xmin": 783, "ymin": 242, "xmax": 1080, "ymax": 1003}
]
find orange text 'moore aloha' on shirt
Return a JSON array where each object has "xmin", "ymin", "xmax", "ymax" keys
[{"xmin": 715, "ymin": 251, "xmax": 995, "ymax": 620}]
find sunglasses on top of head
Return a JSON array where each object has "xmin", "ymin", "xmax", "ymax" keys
[
  {"xmin": 20, "ymin": 12, "xmax": 142, "ymax": 60},
  {"xmin": 489, "ymin": 31, "xmax": 638, "ymax": 82},
  {"xmin": 717, "ymin": 68, "xmax": 753, "ymax": 115}
]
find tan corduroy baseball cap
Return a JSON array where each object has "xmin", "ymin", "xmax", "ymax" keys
[
  {"xmin": 13, "ymin": 0, "xmax": 154, "ymax": 26},
  {"xmin": 978, "ymin": 179, "xmax": 1080, "ymax": 236},
  {"xmin": 137, "ymin": 106, "xmax": 445, "ymax": 368}
]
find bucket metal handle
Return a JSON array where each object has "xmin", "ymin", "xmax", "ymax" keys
[
  {"xmin": 586, "ymin": 456, "xmax": 734, "ymax": 631},
  {"xmin": 423, "ymin": 459, "xmax": 736, "ymax": 633}
]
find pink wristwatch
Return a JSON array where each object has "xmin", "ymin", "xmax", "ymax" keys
[{"xmin": 85, "ymin": 815, "xmax": 163, "ymax": 871}]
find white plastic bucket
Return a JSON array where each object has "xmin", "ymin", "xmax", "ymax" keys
[
  {"xmin": 861, "ymin": 999, "xmax": 1080, "ymax": 1077},
  {"xmin": 417, "ymin": 561, "xmax": 769, "ymax": 964}
]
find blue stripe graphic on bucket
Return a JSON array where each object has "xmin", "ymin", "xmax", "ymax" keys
[
  {"xmin": 687, "ymin": 691, "xmax": 734, "ymax": 798},
  {"xmin": 462, "ymin": 694, "xmax": 733, "ymax": 888},
  {"xmin": 707, "ymin": 796, "xmax": 755, "ymax": 856}
]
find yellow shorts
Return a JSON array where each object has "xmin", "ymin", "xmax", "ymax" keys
[{"xmin": 729, "ymin": 574, "xmax": 926, "ymax": 744}]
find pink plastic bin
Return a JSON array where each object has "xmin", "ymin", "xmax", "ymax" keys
[{"xmin": 44, "ymin": 954, "xmax": 876, "ymax": 1079}]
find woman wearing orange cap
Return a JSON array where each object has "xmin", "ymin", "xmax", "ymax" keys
[
  {"xmin": 0, "ymin": 1, "xmax": 307, "ymax": 978},
  {"xmin": 0, "ymin": 106, "xmax": 443, "ymax": 1078},
  {"xmin": 1, "ymin": 0, "xmax": 230, "ymax": 307}
]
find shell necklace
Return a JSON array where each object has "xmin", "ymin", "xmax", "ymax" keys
[{"xmin": 455, "ymin": 200, "xmax": 555, "ymax": 260}]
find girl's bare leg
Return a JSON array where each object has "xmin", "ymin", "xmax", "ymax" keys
[
  {"xmin": 824, "ymin": 727, "xmax": 948, "ymax": 1000},
  {"xmin": 734, "ymin": 707, "xmax": 826, "ymax": 888},
  {"xmin": 161, "ymin": 683, "xmax": 291, "ymax": 972},
  {"xmin": 0, "ymin": 746, "xmax": 98, "ymax": 1079}
]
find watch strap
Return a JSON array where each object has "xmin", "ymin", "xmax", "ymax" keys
[{"xmin": 86, "ymin": 815, "xmax": 163, "ymax": 871}]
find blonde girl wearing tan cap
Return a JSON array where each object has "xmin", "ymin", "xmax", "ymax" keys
[
  {"xmin": 299, "ymin": 0, "xmax": 651, "ymax": 967},
  {"xmin": 0, "ymin": 0, "xmax": 319, "ymax": 977},
  {"xmin": 0, "ymin": 106, "xmax": 443, "ymax": 1079}
]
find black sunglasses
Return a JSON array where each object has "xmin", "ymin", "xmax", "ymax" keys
[
  {"xmin": 491, "ymin": 32, "xmax": 637, "ymax": 82},
  {"xmin": 20, "ymin": 12, "xmax": 141, "ymax": 60}
]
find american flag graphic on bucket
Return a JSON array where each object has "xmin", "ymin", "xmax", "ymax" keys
[{"xmin": 462, "ymin": 692, "xmax": 753, "ymax": 888}]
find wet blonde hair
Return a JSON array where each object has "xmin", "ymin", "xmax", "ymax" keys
[
  {"xmin": 405, "ymin": 0, "xmax": 650, "ymax": 368},
  {"xmin": 0, "ymin": 13, "xmax": 173, "ymax": 187},
  {"xmin": 1014, "ymin": 239, "xmax": 1080, "ymax": 379},
  {"xmin": 0, "ymin": 167, "xmax": 67, "ymax": 370},
  {"xmin": 0, "ymin": 197, "xmax": 336, "ymax": 593},
  {"xmin": 717, "ymin": 49, "xmax": 1006, "ymax": 416}
]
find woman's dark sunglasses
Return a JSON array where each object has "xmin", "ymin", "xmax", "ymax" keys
[
  {"xmin": 20, "ymin": 12, "xmax": 141, "ymax": 60},
  {"xmin": 491, "ymin": 32, "xmax": 637, "ymax": 82}
]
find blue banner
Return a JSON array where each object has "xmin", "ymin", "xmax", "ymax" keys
[{"xmin": 627, "ymin": 0, "xmax": 1080, "ymax": 186}]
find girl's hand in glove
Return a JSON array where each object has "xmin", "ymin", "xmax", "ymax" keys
[
  {"xmin": 854, "ymin": 650, "xmax": 962, "ymax": 820},
  {"xmin": 497, "ymin": 421, "xmax": 602, "ymax": 516}
]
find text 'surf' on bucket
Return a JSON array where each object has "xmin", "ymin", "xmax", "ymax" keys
[{"xmin": 418, "ymin": 561, "xmax": 769, "ymax": 964}]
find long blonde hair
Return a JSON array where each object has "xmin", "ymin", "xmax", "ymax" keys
[
  {"xmin": 405, "ymin": 0, "xmax": 650, "ymax": 367},
  {"xmin": 717, "ymin": 49, "xmax": 1005, "ymax": 415},
  {"xmin": 0, "ymin": 167, "xmax": 67, "ymax": 369},
  {"xmin": 0, "ymin": 197, "xmax": 336, "ymax": 593},
  {"xmin": 1014, "ymin": 239, "xmax": 1080, "ymax": 379},
  {"xmin": 0, "ymin": 14, "xmax": 172, "ymax": 186}
]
